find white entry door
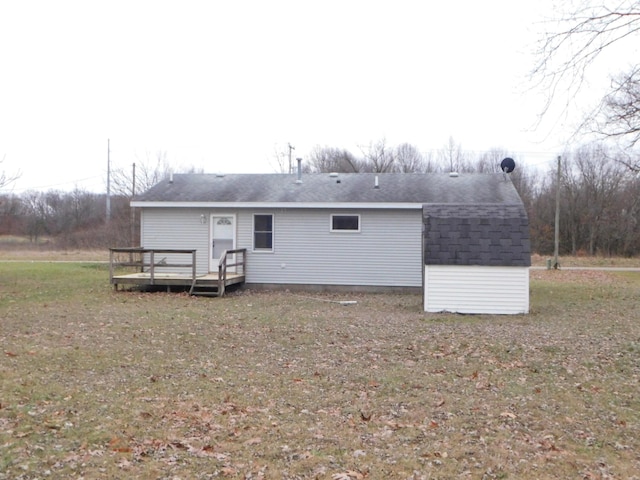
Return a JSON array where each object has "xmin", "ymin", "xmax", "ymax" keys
[{"xmin": 210, "ymin": 215, "xmax": 235, "ymax": 272}]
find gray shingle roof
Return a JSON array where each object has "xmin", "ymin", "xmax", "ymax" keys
[
  {"xmin": 424, "ymin": 204, "xmax": 531, "ymax": 267},
  {"xmin": 133, "ymin": 172, "xmax": 525, "ymax": 204},
  {"xmin": 134, "ymin": 172, "xmax": 531, "ymax": 268}
]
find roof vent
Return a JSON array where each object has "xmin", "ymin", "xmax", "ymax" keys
[
  {"xmin": 215, "ymin": 173, "xmax": 225, "ymax": 178},
  {"xmin": 449, "ymin": 172, "xmax": 459, "ymax": 178},
  {"xmin": 296, "ymin": 158, "xmax": 302, "ymax": 184},
  {"xmin": 329, "ymin": 172, "xmax": 339, "ymax": 177},
  {"xmin": 169, "ymin": 173, "xmax": 174, "ymax": 183},
  {"xmin": 374, "ymin": 175, "xmax": 379, "ymax": 189}
]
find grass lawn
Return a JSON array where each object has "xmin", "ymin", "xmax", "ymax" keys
[{"xmin": 1, "ymin": 262, "xmax": 639, "ymax": 479}]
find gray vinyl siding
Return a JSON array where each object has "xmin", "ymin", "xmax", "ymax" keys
[
  {"xmin": 238, "ymin": 208, "xmax": 423, "ymax": 287},
  {"xmin": 140, "ymin": 208, "xmax": 211, "ymax": 274},
  {"xmin": 139, "ymin": 207, "xmax": 423, "ymax": 286},
  {"xmin": 424, "ymin": 265, "xmax": 529, "ymax": 314}
]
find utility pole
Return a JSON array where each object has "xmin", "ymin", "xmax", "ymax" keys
[
  {"xmin": 132, "ymin": 162, "xmax": 136, "ymax": 197},
  {"xmin": 287, "ymin": 143, "xmax": 295, "ymax": 174},
  {"xmin": 553, "ymin": 155, "xmax": 561, "ymax": 269},
  {"xmin": 106, "ymin": 139, "xmax": 111, "ymax": 223}
]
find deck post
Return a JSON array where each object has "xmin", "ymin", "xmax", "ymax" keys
[
  {"xmin": 192, "ymin": 250, "xmax": 197, "ymax": 283},
  {"xmin": 150, "ymin": 251, "xmax": 155, "ymax": 285},
  {"xmin": 109, "ymin": 249, "xmax": 114, "ymax": 284}
]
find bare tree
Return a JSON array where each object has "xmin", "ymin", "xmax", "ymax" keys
[
  {"xmin": 575, "ymin": 145, "xmax": 627, "ymax": 254},
  {"xmin": 0, "ymin": 155, "xmax": 21, "ymax": 190},
  {"xmin": 307, "ymin": 146, "xmax": 363, "ymax": 173},
  {"xmin": 361, "ymin": 139, "xmax": 396, "ymax": 173},
  {"xmin": 474, "ymin": 148, "xmax": 512, "ymax": 173},
  {"xmin": 269, "ymin": 145, "xmax": 288, "ymax": 173},
  {"xmin": 437, "ymin": 137, "xmax": 471, "ymax": 173},
  {"xmin": 615, "ymin": 173, "xmax": 640, "ymax": 255},
  {"xmin": 110, "ymin": 151, "xmax": 174, "ymax": 198},
  {"xmin": 394, "ymin": 143, "xmax": 425, "ymax": 173},
  {"xmin": 419, "ymin": 151, "xmax": 440, "ymax": 173},
  {"xmin": 0, "ymin": 194, "xmax": 23, "ymax": 235},
  {"xmin": 555, "ymin": 144, "xmax": 630, "ymax": 254},
  {"xmin": 532, "ymin": 2, "xmax": 640, "ymax": 146},
  {"xmin": 58, "ymin": 188, "xmax": 103, "ymax": 234},
  {"xmin": 592, "ymin": 66, "xmax": 640, "ymax": 170},
  {"xmin": 22, "ymin": 191, "xmax": 51, "ymax": 242}
]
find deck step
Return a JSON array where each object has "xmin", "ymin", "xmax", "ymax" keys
[
  {"xmin": 189, "ymin": 285, "xmax": 221, "ymax": 297},
  {"xmin": 190, "ymin": 290, "xmax": 221, "ymax": 297}
]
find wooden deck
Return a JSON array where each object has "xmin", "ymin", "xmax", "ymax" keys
[
  {"xmin": 111, "ymin": 271, "xmax": 246, "ymax": 294},
  {"xmin": 109, "ymin": 248, "xmax": 246, "ymax": 296}
]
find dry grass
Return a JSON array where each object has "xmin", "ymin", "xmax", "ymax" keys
[
  {"xmin": 0, "ymin": 241, "xmax": 108, "ymax": 262},
  {"xmin": 0, "ymin": 249, "xmax": 109, "ymax": 262},
  {"xmin": 530, "ymin": 253, "xmax": 640, "ymax": 268},
  {"xmin": 1, "ymin": 262, "xmax": 640, "ymax": 479}
]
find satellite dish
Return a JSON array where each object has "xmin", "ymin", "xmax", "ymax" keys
[{"xmin": 500, "ymin": 157, "xmax": 516, "ymax": 173}]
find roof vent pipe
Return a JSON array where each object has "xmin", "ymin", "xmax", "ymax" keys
[
  {"xmin": 169, "ymin": 172, "xmax": 174, "ymax": 183},
  {"xmin": 374, "ymin": 175, "xmax": 379, "ymax": 189},
  {"xmin": 296, "ymin": 157, "xmax": 302, "ymax": 183}
]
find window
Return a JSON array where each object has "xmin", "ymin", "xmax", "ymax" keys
[
  {"xmin": 253, "ymin": 214, "xmax": 273, "ymax": 251},
  {"xmin": 330, "ymin": 214, "xmax": 360, "ymax": 232}
]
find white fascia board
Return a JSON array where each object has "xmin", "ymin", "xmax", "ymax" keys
[{"xmin": 130, "ymin": 201, "xmax": 423, "ymax": 210}]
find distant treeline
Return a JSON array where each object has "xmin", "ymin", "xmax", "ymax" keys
[{"xmin": 1, "ymin": 141, "xmax": 639, "ymax": 256}]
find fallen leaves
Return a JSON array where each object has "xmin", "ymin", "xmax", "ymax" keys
[
  {"xmin": 332, "ymin": 470, "xmax": 366, "ymax": 480},
  {"xmin": 3, "ymin": 273, "xmax": 640, "ymax": 479},
  {"xmin": 109, "ymin": 437, "xmax": 132, "ymax": 453}
]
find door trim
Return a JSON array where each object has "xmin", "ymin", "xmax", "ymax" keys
[{"xmin": 209, "ymin": 213, "xmax": 236, "ymax": 273}]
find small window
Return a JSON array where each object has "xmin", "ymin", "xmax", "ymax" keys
[
  {"xmin": 253, "ymin": 214, "xmax": 273, "ymax": 251},
  {"xmin": 330, "ymin": 214, "xmax": 360, "ymax": 232}
]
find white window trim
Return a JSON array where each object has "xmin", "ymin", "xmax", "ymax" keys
[
  {"xmin": 253, "ymin": 213, "xmax": 274, "ymax": 252},
  {"xmin": 330, "ymin": 213, "xmax": 361, "ymax": 233}
]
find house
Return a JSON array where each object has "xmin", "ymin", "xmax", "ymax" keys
[{"xmin": 130, "ymin": 170, "xmax": 531, "ymax": 314}]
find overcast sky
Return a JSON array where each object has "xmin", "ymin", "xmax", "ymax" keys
[{"xmin": 1, "ymin": 0, "xmax": 589, "ymax": 193}]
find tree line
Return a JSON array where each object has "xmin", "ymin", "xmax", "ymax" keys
[{"xmin": 1, "ymin": 141, "xmax": 639, "ymax": 256}]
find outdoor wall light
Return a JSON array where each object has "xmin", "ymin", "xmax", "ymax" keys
[{"xmin": 200, "ymin": 214, "xmax": 207, "ymax": 224}]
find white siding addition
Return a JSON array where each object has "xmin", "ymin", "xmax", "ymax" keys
[{"xmin": 424, "ymin": 265, "xmax": 530, "ymax": 314}]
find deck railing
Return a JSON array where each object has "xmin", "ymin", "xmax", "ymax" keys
[
  {"xmin": 217, "ymin": 248, "xmax": 247, "ymax": 296},
  {"xmin": 109, "ymin": 248, "xmax": 197, "ymax": 286},
  {"xmin": 110, "ymin": 247, "xmax": 247, "ymax": 296}
]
